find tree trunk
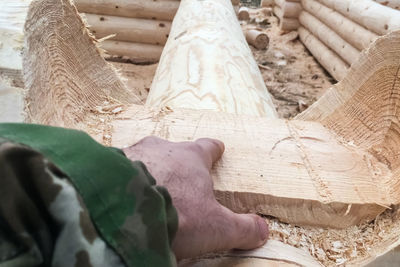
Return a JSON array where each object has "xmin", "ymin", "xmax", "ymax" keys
[
  {"xmin": 83, "ymin": 13, "xmax": 171, "ymax": 45},
  {"xmin": 238, "ymin": 7, "xmax": 250, "ymax": 20},
  {"xmin": 298, "ymin": 27, "xmax": 349, "ymax": 81},
  {"xmin": 274, "ymin": 0, "xmax": 303, "ymax": 18},
  {"xmin": 302, "ymin": 0, "xmax": 378, "ymax": 51},
  {"xmin": 245, "ymin": 29, "xmax": 270, "ymax": 50},
  {"xmin": 100, "ymin": 40, "xmax": 163, "ymax": 63},
  {"xmin": 146, "ymin": 0, "xmax": 278, "ymax": 118},
  {"xmin": 299, "ymin": 11, "xmax": 360, "ymax": 65},
  {"xmin": 75, "ymin": 0, "xmax": 179, "ymax": 21},
  {"xmin": 317, "ymin": 0, "xmax": 400, "ymax": 35}
]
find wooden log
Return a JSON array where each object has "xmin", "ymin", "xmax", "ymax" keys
[
  {"xmin": 83, "ymin": 13, "xmax": 171, "ymax": 45},
  {"xmin": 299, "ymin": 11, "xmax": 360, "ymax": 65},
  {"xmin": 302, "ymin": 0, "xmax": 378, "ymax": 51},
  {"xmin": 24, "ymin": 0, "xmax": 139, "ymax": 128},
  {"xmin": 274, "ymin": 0, "xmax": 302, "ymax": 18},
  {"xmin": 179, "ymin": 240, "xmax": 322, "ymax": 267},
  {"xmin": 260, "ymin": 0, "xmax": 274, "ymax": 7},
  {"xmin": 146, "ymin": 0, "xmax": 278, "ymax": 118},
  {"xmin": 374, "ymin": 0, "xmax": 400, "ymax": 10},
  {"xmin": 274, "ymin": 6, "xmax": 300, "ymax": 31},
  {"xmin": 22, "ymin": 0, "xmax": 400, "ymax": 263},
  {"xmin": 238, "ymin": 7, "xmax": 250, "ymax": 20},
  {"xmin": 317, "ymin": 0, "xmax": 400, "ymax": 35},
  {"xmin": 298, "ymin": 27, "xmax": 348, "ymax": 81},
  {"xmin": 245, "ymin": 29, "xmax": 270, "ymax": 50},
  {"xmin": 280, "ymin": 17, "xmax": 300, "ymax": 31},
  {"xmin": 75, "ymin": 0, "xmax": 179, "ymax": 21},
  {"xmin": 100, "ymin": 40, "xmax": 163, "ymax": 63},
  {"xmin": 231, "ymin": 0, "xmax": 240, "ymax": 5}
]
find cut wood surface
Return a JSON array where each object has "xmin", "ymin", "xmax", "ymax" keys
[
  {"xmin": 374, "ymin": 0, "xmax": 400, "ymax": 10},
  {"xmin": 274, "ymin": 0, "xmax": 302, "ymax": 18},
  {"xmin": 75, "ymin": 0, "xmax": 179, "ymax": 21},
  {"xmin": 111, "ymin": 104, "xmax": 391, "ymax": 228},
  {"xmin": 84, "ymin": 13, "xmax": 171, "ymax": 45},
  {"xmin": 146, "ymin": 0, "xmax": 278, "ymax": 118},
  {"xmin": 274, "ymin": 6, "xmax": 300, "ymax": 30},
  {"xmin": 24, "ymin": 0, "xmax": 139, "ymax": 128},
  {"xmin": 179, "ymin": 240, "xmax": 322, "ymax": 267},
  {"xmin": 302, "ymin": 0, "xmax": 379, "ymax": 51},
  {"xmin": 238, "ymin": 7, "xmax": 250, "ymax": 20},
  {"xmin": 298, "ymin": 27, "xmax": 348, "ymax": 81},
  {"xmin": 22, "ymin": 0, "xmax": 400, "ymax": 264},
  {"xmin": 245, "ymin": 29, "xmax": 269, "ymax": 50},
  {"xmin": 100, "ymin": 40, "xmax": 163, "ymax": 63},
  {"xmin": 317, "ymin": 0, "xmax": 400, "ymax": 35},
  {"xmin": 299, "ymin": 11, "xmax": 360, "ymax": 65}
]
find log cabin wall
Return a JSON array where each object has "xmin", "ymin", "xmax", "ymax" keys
[
  {"xmin": 298, "ymin": 0, "xmax": 400, "ymax": 81},
  {"xmin": 273, "ymin": 0, "xmax": 302, "ymax": 31},
  {"xmin": 75, "ymin": 0, "xmax": 240, "ymax": 63}
]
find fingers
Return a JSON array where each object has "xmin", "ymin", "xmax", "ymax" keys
[
  {"xmin": 220, "ymin": 206, "xmax": 269, "ymax": 251},
  {"xmin": 195, "ymin": 138, "xmax": 225, "ymax": 169}
]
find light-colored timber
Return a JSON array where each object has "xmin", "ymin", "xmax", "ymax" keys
[
  {"xmin": 75, "ymin": 0, "xmax": 179, "ymax": 21},
  {"xmin": 274, "ymin": 0, "xmax": 303, "ymax": 18},
  {"xmin": 374, "ymin": 0, "xmax": 400, "ymax": 10},
  {"xmin": 179, "ymin": 240, "xmax": 322, "ymax": 267},
  {"xmin": 317, "ymin": 0, "xmax": 400, "ymax": 35},
  {"xmin": 274, "ymin": 6, "xmax": 301, "ymax": 30},
  {"xmin": 100, "ymin": 40, "xmax": 163, "ymax": 63},
  {"xmin": 299, "ymin": 11, "xmax": 360, "ymax": 65},
  {"xmin": 146, "ymin": 0, "xmax": 278, "ymax": 118},
  {"xmin": 245, "ymin": 29, "xmax": 270, "ymax": 50},
  {"xmin": 261, "ymin": 0, "xmax": 275, "ymax": 7},
  {"xmin": 238, "ymin": 7, "xmax": 250, "ymax": 20},
  {"xmin": 298, "ymin": 27, "xmax": 349, "ymax": 81},
  {"xmin": 83, "ymin": 13, "xmax": 171, "ymax": 45},
  {"xmin": 22, "ymin": 0, "xmax": 400, "ymax": 265},
  {"xmin": 302, "ymin": 0, "xmax": 379, "ymax": 51}
]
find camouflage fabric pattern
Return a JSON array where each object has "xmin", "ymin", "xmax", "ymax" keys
[{"xmin": 0, "ymin": 124, "xmax": 178, "ymax": 267}]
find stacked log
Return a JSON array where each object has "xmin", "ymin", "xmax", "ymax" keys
[
  {"xmin": 298, "ymin": 0, "xmax": 400, "ymax": 81},
  {"xmin": 373, "ymin": 0, "xmax": 400, "ymax": 10},
  {"xmin": 76, "ymin": 0, "xmax": 240, "ymax": 63},
  {"xmin": 273, "ymin": 0, "xmax": 302, "ymax": 31}
]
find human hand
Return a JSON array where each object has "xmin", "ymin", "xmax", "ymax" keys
[{"xmin": 123, "ymin": 137, "xmax": 269, "ymax": 260}]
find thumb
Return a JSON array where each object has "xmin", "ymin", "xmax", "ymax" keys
[
  {"xmin": 219, "ymin": 206, "xmax": 269, "ymax": 251},
  {"xmin": 195, "ymin": 138, "xmax": 225, "ymax": 170}
]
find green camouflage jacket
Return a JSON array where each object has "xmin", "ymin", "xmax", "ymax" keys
[{"xmin": 0, "ymin": 123, "xmax": 178, "ymax": 267}]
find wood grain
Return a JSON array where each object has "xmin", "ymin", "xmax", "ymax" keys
[
  {"xmin": 75, "ymin": 0, "xmax": 180, "ymax": 21},
  {"xmin": 146, "ymin": 0, "xmax": 278, "ymax": 118},
  {"xmin": 302, "ymin": 0, "xmax": 379, "ymax": 51},
  {"xmin": 317, "ymin": 0, "xmax": 400, "ymax": 35},
  {"xmin": 100, "ymin": 40, "xmax": 163, "ymax": 63},
  {"xmin": 298, "ymin": 11, "xmax": 360, "ymax": 65},
  {"xmin": 298, "ymin": 27, "xmax": 349, "ymax": 81},
  {"xmin": 111, "ymin": 104, "xmax": 392, "ymax": 228},
  {"xmin": 83, "ymin": 13, "xmax": 171, "ymax": 45}
]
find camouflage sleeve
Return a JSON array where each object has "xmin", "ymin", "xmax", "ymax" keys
[{"xmin": 0, "ymin": 123, "xmax": 178, "ymax": 267}]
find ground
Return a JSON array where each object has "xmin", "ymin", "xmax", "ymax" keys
[{"xmin": 110, "ymin": 7, "xmax": 334, "ymax": 119}]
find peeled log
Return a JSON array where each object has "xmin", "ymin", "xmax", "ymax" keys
[
  {"xmin": 84, "ymin": 13, "xmax": 171, "ymax": 45},
  {"xmin": 374, "ymin": 0, "xmax": 400, "ymax": 10},
  {"xmin": 302, "ymin": 0, "xmax": 378, "ymax": 51},
  {"xmin": 298, "ymin": 27, "xmax": 348, "ymax": 81},
  {"xmin": 261, "ymin": 0, "xmax": 274, "ymax": 7},
  {"xmin": 299, "ymin": 11, "xmax": 360, "ymax": 65},
  {"xmin": 75, "ymin": 0, "xmax": 179, "ymax": 21},
  {"xmin": 245, "ymin": 29, "xmax": 270, "ymax": 50},
  {"xmin": 274, "ymin": 0, "xmax": 303, "ymax": 18},
  {"xmin": 146, "ymin": 0, "xmax": 277, "ymax": 118},
  {"xmin": 238, "ymin": 7, "xmax": 250, "ymax": 20},
  {"xmin": 317, "ymin": 0, "xmax": 400, "ymax": 35},
  {"xmin": 100, "ymin": 40, "xmax": 163, "ymax": 63}
]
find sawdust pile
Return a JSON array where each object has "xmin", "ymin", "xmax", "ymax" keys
[{"xmin": 267, "ymin": 207, "xmax": 400, "ymax": 266}]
